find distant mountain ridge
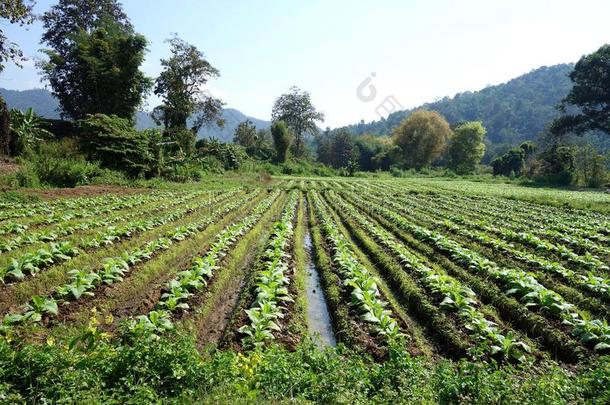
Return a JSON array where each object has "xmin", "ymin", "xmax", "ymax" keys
[
  {"xmin": 0, "ymin": 88, "xmax": 271, "ymax": 143},
  {"xmin": 341, "ymin": 63, "xmax": 575, "ymax": 155}
]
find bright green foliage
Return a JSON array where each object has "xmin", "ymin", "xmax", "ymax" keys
[
  {"xmin": 130, "ymin": 191, "xmax": 279, "ymax": 337},
  {"xmin": 8, "ymin": 107, "xmax": 53, "ymax": 156},
  {"xmin": 393, "ymin": 110, "xmax": 452, "ymax": 170},
  {"xmin": 310, "ymin": 191, "xmax": 401, "ymax": 340},
  {"xmin": 333, "ymin": 191, "xmax": 531, "ymax": 361},
  {"xmin": 447, "ymin": 121, "xmax": 486, "ymax": 174},
  {"xmin": 78, "ymin": 114, "xmax": 154, "ymax": 177},
  {"xmin": 239, "ymin": 191, "xmax": 298, "ymax": 347}
]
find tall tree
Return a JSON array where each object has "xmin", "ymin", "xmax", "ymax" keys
[
  {"xmin": 551, "ymin": 44, "xmax": 610, "ymax": 137},
  {"xmin": 447, "ymin": 121, "xmax": 486, "ymax": 174},
  {"xmin": 271, "ymin": 86, "xmax": 324, "ymax": 157},
  {"xmin": 152, "ymin": 35, "xmax": 224, "ymax": 134},
  {"xmin": 330, "ymin": 129, "xmax": 358, "ymax": 169},
  {"xmin": 41, "ymin": 21, "xmax": 152, "ymax": 120},
  {"xmin": 0, "ymin": 0, "xmax": 35, "ymax": 73},
  {"xmin": 233, "ymin": 120, "xmax": 257, "ymax": 149},
  {"xmin": 271, "ymin": 120, "xmax": 292, "ymax": 163},
  {"xmin": 40, "ymin": 0, "xmax": 150, "ymax": 120},
  {"xmin": 393, "ymin": 110, "xmax": 451, "ymax": 169},
  {"xmin": 41, "ymin": 0, "xmax": 132, "ymax": 56}
]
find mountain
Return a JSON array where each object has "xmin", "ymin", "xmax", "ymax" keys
[
  {"xmin": 341, "ymin": 63, "xmax": 575, "ymax": 157},
  {"xmin": 0, "ymin": 88, "xmax": 270, "ymax": 143}
]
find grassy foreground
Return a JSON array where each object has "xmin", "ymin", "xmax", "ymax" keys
[{"xmin": 0, "ymin": 331, "xmax": 609, "ymax": 404}]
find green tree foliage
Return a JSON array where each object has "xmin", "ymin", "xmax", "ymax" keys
[
  {"xmin": 551, "ymin": 44, "xmax": 610, "ymax": 137},
  {"xmin": 491, "ymin": 141, "xmax": 536, "ymax": 176},
  {"xmin": 271, "ymin": 121, "xmax": 292, "ymax": 163},
  {"xmin": 152, "ymin": 35, "xmax": 224, "ymax": 135},
  {"xmin": 41, "ymin": 0, "xmax": 131, "ymax": 56},
  {"xmin": 533, "ymin": 143, "xmax": 575, "ymax": 185},
  {"xmin": 353, "ymin": 135, "xmax": 384, "ymax": 171},
  {"xmin": 316, "ymin": 128, "xmax": 359, "ymax": 169},
  {"xmin": 447, "ymin": 121, "xmax": 486, "ymax": 174},
  {"xmin": 233, "ymin": 120, "xmax": 273, "ymax": 160},
  {"xmin": 0, "ymin": 0, "xmax": 35, "ymax": 73},
  {"xmin": 195, "ymin": 138, "xmax": 247, "ymax": 171},
  {"xmin": 573, "ymin": 144, "xmax": 608, "ymax": 187},
  {"xmin": 271, "ymin": 86, "xmax": 324, "ymax": 157},
  {"xmin": 9, "ymin": 108, "xmax": 53, "ymax": 156},
  {"xmin": 78, "ymin": 114, "xmax": 153, "ymax": 177},
  {"xmin": 233, "ymin": 119, "xmax": 257, "ymax": 150},
  {"xmin": 392, "ymin": 110, "xmax": 452, "ymax": 169},
  {"xmin": 40, "ymin": 21, "xmax": 152, "ymax": 120}
]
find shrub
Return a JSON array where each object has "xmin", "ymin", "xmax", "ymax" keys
[
  {"xmin": 14, "ymin": 167, "xmax": 40, "ymax": 188},
  {"xmin": 78, "ymin": 114, "xmax": 153, "ymax": 177},
  {"xmin": 17, "ymin": 139, "xmax": 101, "ymax": 188}
]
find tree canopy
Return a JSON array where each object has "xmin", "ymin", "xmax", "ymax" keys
[
  {"xmin": 40, "ymin": 0, "xmax": 150, "ymax": 120},
  {"xmin": 40, "ymin": 21, "xmax": 152, "ymax": 120},
  {"xmin": 41, "ymin": 0, "xmax": 132, "ymax": 56},
  {"xmin": 551, "ymin": 44, "xmax": 610, "ymax": 137},
  {"xmin": 152, "ymin": 35, "xmax": 224, "ymax": 134},
  {"xmin": 271, "ymin": 86, "xmax": 324, "ymax": 158},
  {"xmin": 447, "ymin": 121, "xmax": 486, "ymax": 174},
  {"xmin": 393, "ymin": 110, "xmax": 452, "ymax": 169}
]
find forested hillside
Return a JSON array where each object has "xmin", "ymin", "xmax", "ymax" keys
[{"xmin": 343, "ymin": 64, "xmax": 574, "ymax": 154}]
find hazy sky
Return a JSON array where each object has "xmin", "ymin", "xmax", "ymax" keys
[{"xmin": 1, "ymin": 0, "xmax": 609, "ymax": 127}]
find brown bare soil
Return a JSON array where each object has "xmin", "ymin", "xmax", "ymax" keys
[
  {"xmin": 0, "ymin": 157, "xmax": 20, "ymax": 175},
  {"xmin": 24, "ymin": 185, "xmax": 149, "ymax": 199}
]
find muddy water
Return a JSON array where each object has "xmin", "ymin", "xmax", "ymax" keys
[{"xmin": 304, "ymin": 230, "xmax": 336, "ymax": 347}]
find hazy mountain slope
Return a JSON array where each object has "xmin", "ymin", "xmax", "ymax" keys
[{"xmin": 0, "ymin": 88, "xmax": 271, "ymax": 142}]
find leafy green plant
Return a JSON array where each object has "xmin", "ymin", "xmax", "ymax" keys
[{"xmin": 9, "ymin": 108, "xmax": 53, "ymax": 155}]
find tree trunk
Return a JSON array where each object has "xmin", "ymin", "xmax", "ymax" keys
[{"xmin": 0, "ymin": 96, "xmax": 11, "ymax": 156}]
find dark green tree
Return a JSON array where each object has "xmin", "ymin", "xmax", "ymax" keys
[
  {"xmin": 447, "ymin": 121, "xmax": 486, "ymax": 174},
  {"xmin": 152, "ymin": 35, "xmax": 224, "ymax": 135},
  {"xmin": 41, "ymin": 0, "xmax": 131, "ymax": 54},
  {"xmin": 271, "ymin": 86, "xmax": 324, "ymax": 157},
  {"xmin": 534, "ymin": 143, "xmax": 575, "ymax": 185},
  {"xmin": 491, "ymin": 141, "xmax": 536, "ymax": 176},
  {"xmin": 271, "ymin": 121, "xmax": 292, "ymax": 163},
  {"xmin": 233, "ymin": 120, "xmax": 257, "ymax": 149},
  {"xmin": 40, "ymin": 21, "xmax": 152, "ymax": 120},
  {"xmin": 330, "ymin": 129, "xmax": 359, "ymax": 169},
  {"xmin": 551, "ymin": 44, "xmax": 610, "ymax": 136},
  {"xmin": 315, "ymin": 128, "xmax": 333, "ymax": 166}
]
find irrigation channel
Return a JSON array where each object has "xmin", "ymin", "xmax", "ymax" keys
[{"xmin": 304, "ymin": 229, "xmax": 336, "ymax": 347}]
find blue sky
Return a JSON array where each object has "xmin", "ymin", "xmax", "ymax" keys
[{"xmin": 1, "ymin": 0, "xmax": 609, "ymax": 127}]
